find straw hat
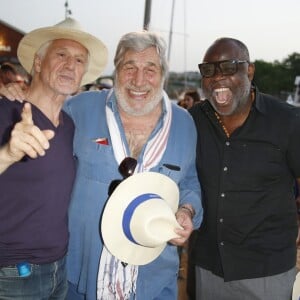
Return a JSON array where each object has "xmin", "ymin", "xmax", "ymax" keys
[
  {"xmin": 101, "ymin": 172, "xmax": 182, "ymax": 265},
  {"xmin": 17, "ymin": 17, "xmax": 108, "ymax": 86}
]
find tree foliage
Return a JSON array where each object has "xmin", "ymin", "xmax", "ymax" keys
[{"xmin": 253, "ymin": 52, "xmax": 300, "ymax": 100}]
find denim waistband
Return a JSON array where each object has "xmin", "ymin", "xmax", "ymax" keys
[{"xmin": 0, "ymin": 256, "xmax": 66, "ymax": 269}]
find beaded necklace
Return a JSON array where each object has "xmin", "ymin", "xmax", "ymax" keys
[
  {"xmin": 213, "ymin": 89, "xmax": 255, "ymax": 139},
  {"xmin": 214, "ymin": 112, "xmax": 230, "ymax": 138}
]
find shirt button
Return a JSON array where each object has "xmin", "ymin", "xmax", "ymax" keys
[
  {"xmin": 223, "ymin": 166, "xmax": 228, "ymax": 171},
  {"xmin": 225, "ymin": 141, "xmax": 230, "ymax": 146},
  {"xmin": 221, "ymin": 193, "xmax": 225, "ymax": 197},
  {"xmin": 219, "ymin": 218, "xmax": 223, "ymax": 223},
  {"xmin": 220, "ymin": 241, "xmax": 224, "ymax": 246}
]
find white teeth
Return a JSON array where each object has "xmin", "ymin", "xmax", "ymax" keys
[
  {"xmin": 213, "ymin": 87, "xmax": 232, "ymax": 104},
  {"xmin": 131, "ymin": 90, "xmax": 147, "ymax": 96},
  {"xmin": 214, "ymin": 88, "xmax": 229, "ymax": 93}
]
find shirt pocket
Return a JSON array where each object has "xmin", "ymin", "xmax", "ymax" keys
[
  {"xmin": 156, "ymin": 162, "xmax": 182, "ymax": 184},
  {"xmin": 73, "ymin": 135, "xmax": 117, "ymax": 184}
]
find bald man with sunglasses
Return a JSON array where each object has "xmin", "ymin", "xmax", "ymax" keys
[{"xmin": 189, "ymin": 37, "xmax": 300, "ymax": 300}]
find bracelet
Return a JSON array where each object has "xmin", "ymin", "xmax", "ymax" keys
[{"xmin": 179, "ymin": 205, "xmax": 195, "ymax": 219}]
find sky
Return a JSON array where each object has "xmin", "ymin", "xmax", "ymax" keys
[{"xmin": 1, "ymin": 0, "xmax": 299, "ymax": 76}]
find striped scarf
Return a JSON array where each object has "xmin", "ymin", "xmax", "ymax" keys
[{"xmin": 97, "ymin": 90, "xmax": 172, "ymax": 299}]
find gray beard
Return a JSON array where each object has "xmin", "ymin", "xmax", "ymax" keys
[{"xmin": 114, "ymin": 83, "xmax": 164, "ymax": 117}]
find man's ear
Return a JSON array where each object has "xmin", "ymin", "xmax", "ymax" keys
[
  {"xmin": 248, "ymin": 62, "xmax": 255, "ymax": 81},
  {"xmin": 33, "ymin": 55, "xmax": 42, "ymax": 73}
]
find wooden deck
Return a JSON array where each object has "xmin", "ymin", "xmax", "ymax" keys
[{"xmin": 178, "ymin": 246, "xmax": 189, "ymax": 300}]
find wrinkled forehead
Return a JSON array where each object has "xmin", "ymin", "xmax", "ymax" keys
[
  {"xmin": 47, "ymin": 39, "xmax": 89, "ymax": 56},
  {"xmin": 122, "ymin": 47, "xmax": 161, "ymax": 66}
]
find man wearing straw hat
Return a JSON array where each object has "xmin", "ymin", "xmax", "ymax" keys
[{"xmin": 0, "ymin": 18, "xmax": 107, "ymax": 299}]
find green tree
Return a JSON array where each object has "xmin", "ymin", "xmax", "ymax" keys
[
  {"xmin": 253, "ymin": 52, "xmax": 300, "ymax": 100},
  {"xmin": 283, "ymin": 52, "xmax": 300, "ymax": 83}
]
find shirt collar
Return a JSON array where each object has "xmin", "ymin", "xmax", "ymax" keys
[{"xmin": 252, "ymin": 85, "xmax": 267, "ymax": 114}]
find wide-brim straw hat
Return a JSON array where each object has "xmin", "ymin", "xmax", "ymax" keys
[
  {"xmin": 101, "ymin": 172, "xmax": 181, "ymax": 265},
  {"xmin": 17, "ymin": 17, "xmax": 108, "ymax": 86}
]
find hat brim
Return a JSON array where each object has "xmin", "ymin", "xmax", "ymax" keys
[
  {"xmin": 101, "ymin": 172, "xmax": 179, "ymax": 265},
  {"xmin": 17, "ymin": 27, "xmax": 108, "ymax": 86}
]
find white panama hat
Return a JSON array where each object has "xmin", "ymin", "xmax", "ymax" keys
[
  {"xmin": 101, "ymin": 172, "xmax": 182, "ymax": 266},
  {"xmin": 17, "ymin": 17, "xmax": 108, "ymax": 86}
]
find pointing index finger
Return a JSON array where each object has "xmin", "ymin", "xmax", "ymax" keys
[{"xmin": 21, "ymin": 102, "xmax": 33, "ymax": 125}]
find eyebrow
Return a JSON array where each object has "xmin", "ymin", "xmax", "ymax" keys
[
  {"xmin": 56, "ymin": 46, "xmax": 88, "ymax": 55},
  {"xmin": 123, "ymin": 60, "xmax": 159, "ymax": 68}
]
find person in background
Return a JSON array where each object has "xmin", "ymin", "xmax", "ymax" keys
[
  {"xmin": 189, "ymin": 37, "xmax": 300, "ymax": 300},
  {"xmin": 64, "ymin": 30, "xmax": 203, "ymax": 300},
  {"xmin": 78, "ymin": 78, "xmax": 113, "ymax": 92},
  {"xmin": 0, "ymin": 62, "xmax": 19, "ymax": 85},
  {"xmin": 177, "ymin": 97, "xmax": 188, "ymax": 109},
  {"xmin": 0, "ymin": 17, "xmax": 107, "ymax": 299},
  {"xmin": 183, "ymin": 89, "xmax": 200, "ymax": 109},
  {"xmin": 0, "ymin": 62, "xmax": 30, "ymax": 91}
]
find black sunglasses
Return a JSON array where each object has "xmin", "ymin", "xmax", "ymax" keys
[
  {"xmin": 108, "ymin": 157, "xmax": 137, "ymax": 196},
  {"xmin": 198, "ymin": 60, "xmax": 249, "ymax": 78}
]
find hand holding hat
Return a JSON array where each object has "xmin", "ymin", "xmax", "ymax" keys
[{"xmin": 101, "ymin": 172, "xmax": 182, "ymax": 265}]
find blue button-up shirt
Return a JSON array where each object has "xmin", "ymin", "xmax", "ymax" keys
[{"xmin": 64, "ymin": 89, "xmax": 202, "ymax": 299}]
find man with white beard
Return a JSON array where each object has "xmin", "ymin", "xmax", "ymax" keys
[
  {"xmin": 189, "ymin": 37, "xmax": 300, "ymax": 300},
  {"xmin": 64, "ymin": 31, "xmax": 203, "ymax": 300}
]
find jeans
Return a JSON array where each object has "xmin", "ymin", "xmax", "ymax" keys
[{"xmin": 0, "ymin": 256, "xmax": 67, "ymax": 300}]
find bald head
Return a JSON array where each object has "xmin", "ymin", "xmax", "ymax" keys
[{"xmin": 203, "ymin": 37, "xmax": 250, "ymax": 63}]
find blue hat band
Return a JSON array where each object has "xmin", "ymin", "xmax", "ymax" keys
[{"xmin": 122, "ymin": 193, "xmax": 162, "ymax": 245}]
